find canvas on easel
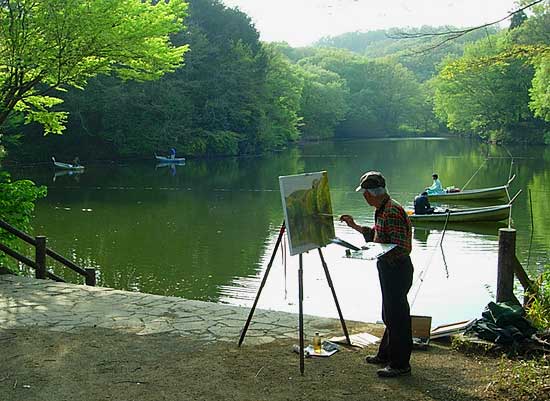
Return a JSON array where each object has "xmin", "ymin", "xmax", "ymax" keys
[
  {"xmin": 239, "ymin": 171, "xmax": 351, "ymax": 376},
  {"xmin": 279, "ymin": 171, "xmax": 335, "ymax": 256}
]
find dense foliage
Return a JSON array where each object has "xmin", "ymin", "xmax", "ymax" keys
[
  {"xmin": 3, "ymin": 0, "xmax": 550, "ymax": 164},
  {"xmin": 3, "ymin": 2, "xmax": 470, "ymax": 161},
  {"xmin": 527, "ymin": 269, "xmax": 550, "ymax": 330},
  {"xmin": 0, "ymin": 0, "xmax": 189, "ymax": 137},
  {"xmin": 315, "ymin": 27, "xmax": 498, "ymax": 81},
  {"xmin": 433, "ymin": 6, "xmax": 550, "ymax": 143},
  {"xmin": 296, "ymin": 63, "xmax": 348, "ymax": 140},
  {"xmin": 6, "ymin": 0, "xmax": 307, "ymax": 159}
]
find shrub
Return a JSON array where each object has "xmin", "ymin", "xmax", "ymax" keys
[
  {"xmin": 526, "ymin": 269, "xmax": 550, "ymax": 330},
  {"xmin": 0, "ymin": 173, "xmax": 47, "ymax": 272}
]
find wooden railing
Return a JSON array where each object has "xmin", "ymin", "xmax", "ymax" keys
[
  {"xmin": 497, "ymin": 228, "xmax": 534, "ymax": 305},
  {"xmin": 0, "ymin": 218, "xmax": 96, "ymax": 286}
]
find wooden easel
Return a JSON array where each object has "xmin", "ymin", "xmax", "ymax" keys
[{"xmin": 238, "ymin": 222, "xmax": 351, "ymax": 375}]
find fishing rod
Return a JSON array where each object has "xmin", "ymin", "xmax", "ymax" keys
[
  {"xmin": 461, "ymin": 158, "xmax": 488, "ymax": 191},
  {"xmin": 410, "ymin": 209, "xmax": 451, "ymax": 308}
]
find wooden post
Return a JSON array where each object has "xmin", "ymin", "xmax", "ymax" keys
[
  {"xmin": 35, "ymin": 236, "xmax": 47, "ymax": 280},
  {"xmin": 497, "ymin": 228, "xmax": 516, "ymax": 303},
  {"xmin": 85, "ymin": 268, "xmax": 96, "ymax": 286},
  {"xmin": 513, "ymin": 256, "xmax": 534, "ymax": 294}
]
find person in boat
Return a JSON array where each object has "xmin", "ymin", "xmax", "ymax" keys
[
  {"xmin": 169, "ymin": 148, "xmax": 176, "ymax": 159},
  {"xmin": 339, "ymin": 171, "xmax": 413, "ymax": 378},
  {"xmin": 426, "ymin": 173, "xmax": 445, "ymax": 195},
  {"xmin": 72, "ymin": 156, "xmax": 80, "ymax": 166},
  {"xmin": 414, "ymin": 192, "xmax": 434, "ymax": 215}
]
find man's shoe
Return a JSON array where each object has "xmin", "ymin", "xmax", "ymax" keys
[
  {"xmin": 376, "ymin": 366, "xmax": 412, "ymax": 378},
  {"xmin": 365, "ymin": 355, "xmax": 388, "ymax": 365}
]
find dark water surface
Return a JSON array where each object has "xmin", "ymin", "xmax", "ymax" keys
[{"xmin": 8, "ymin": 138, "xmax": 550, "ymax": 326}]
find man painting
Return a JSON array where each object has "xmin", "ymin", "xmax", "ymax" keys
[{"xmin": 340, "ymin": 171, "xmax": 414, "ymax": 378}]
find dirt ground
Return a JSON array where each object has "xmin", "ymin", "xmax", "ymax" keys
[{"xmin": 0, "ymin": 326, "xmax": 514, "ymax": 401}]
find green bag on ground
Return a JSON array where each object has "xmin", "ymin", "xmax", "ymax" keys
[
  {"xmin": 468, "ymin": 301, "xmax": 537, "ymax": 345},
  {"xmin": 482, "ymin": 301, "xmax": 523, "ymax": 326}
]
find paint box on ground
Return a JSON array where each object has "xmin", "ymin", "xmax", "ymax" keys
[{"xmin": 411, "ymin": 315, "xmax": 432, "ymax": 344}]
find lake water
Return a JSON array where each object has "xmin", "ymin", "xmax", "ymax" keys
[{"xmin": 7, "ymin": 138, "xmax": 550, "ymax": 326}]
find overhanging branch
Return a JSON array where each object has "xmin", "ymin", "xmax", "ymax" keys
[{"xmin": 389, "ymin": 0, "xmax": 546, "ymax": 55}]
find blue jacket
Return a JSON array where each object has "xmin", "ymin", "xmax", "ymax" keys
[{"xmin": 427, "ymin": 179, "xmax": 445, "ymax": 195}]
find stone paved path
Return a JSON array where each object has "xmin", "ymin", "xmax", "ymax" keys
[{"xmin": 0, "ymin": 275, "xmax": 352, "ymax": 345}]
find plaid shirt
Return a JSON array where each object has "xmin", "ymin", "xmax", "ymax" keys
[{"xmin": 363, "ymin": 196, "xmax": 412, "ymax": 259}]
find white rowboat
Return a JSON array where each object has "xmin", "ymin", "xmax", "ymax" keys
[
  {"xmin": 427, "ymin": 175, "xmax": 515, "ymax": 201},
  {"xmin": 155, "ymin": 155, "xmax": 186, "ymax": 163},
  {"xmin": 52, "ymin": 157, "xmax": 84, "ymax": 171},
  {"xmin": 409, "ymin": 204, "xmax": 511, "ymax": 223}
]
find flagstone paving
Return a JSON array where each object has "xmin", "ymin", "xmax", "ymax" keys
[{"xmin": 0, "ymin": 274, "xmax": 352, "ymax": 345}]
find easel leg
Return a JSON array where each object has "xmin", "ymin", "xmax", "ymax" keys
[
  {"xmin": 238, "ymin": 223, "xmax": 286, "ymax": 347},
  {"xmin": 298, "ymin": 253, "xmax": 305, "ymax": 375},
  {"xmin": 318, "ymin": 248, "xmax": 351, "ymax": 345}
]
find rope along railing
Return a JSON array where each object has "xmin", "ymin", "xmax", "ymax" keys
[{"xmin": 0, "ymin": 218, "xmax": 95, "ymax": 286}]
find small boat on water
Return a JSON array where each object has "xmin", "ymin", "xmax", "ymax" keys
[
  {"xmin": 52, "ymin": 157, "xmax": 84, "ymax": 170},
  {"xmin": 409, "ymin": 204, "xmax": 511, "ymax": 223},
  {"xmin": 155, "ymin": 148, "xmax": 185, "ymax": 163},
  {"xmin": 427, "ymin": 176, "xmax": 515, "ymax": 202},
  {"xmin": 155, "ymin": 155, "xmax": 186, "ymax": 163},
  {"xmin": 156, "ymin": 161, "xmax": 185, "ymax": 168}
]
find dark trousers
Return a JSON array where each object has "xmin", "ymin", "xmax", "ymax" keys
[{"xmin": 376, "ymin": 255, "xmax": 414, "ymax": 369}]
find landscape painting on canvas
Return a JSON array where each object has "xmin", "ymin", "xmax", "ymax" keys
[{"xmin": 279, "ymin": 171, "xmax": 336, "ymax": 256}]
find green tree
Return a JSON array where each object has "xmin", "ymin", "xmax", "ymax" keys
[
  {"xmin": 511, "ymin": 9, "xmax": 550, "ymax": 125},
  {"xmin": 412, "ymin": 79, "xmax": 446, "ymax": 134},
  {"xmin": 0, "ymin": 0, "xmax": 189, "ymax": 138},
  {"xmin": 530, "ymin": 54, "xmax": 550, "ymax": 123},
  {"xmin": 18, "ymin": 0, "xmax": 305, "ymax": 159},
  {"xmin": 295, "ymin": 63, "xmax": 348, "ymax": 140},
  {"xmin": 295, "ymin": 49, "xmax": 428, "ymax": 136},
  {"xmin": 339, "ymin": 60, "xmax": 424, "ymax": 136},
  {"xmin": 429, "ymin": 4, "xmax": 550, "ymax": 143},
  {"xmin": 315, "ymin": 26, "xmax": 498, "ymax": 81},
  {"xmin": 433, "ymin": 32, "xmax": 543, "ymax": 142},
  {"xmin": 256, "ymin": 44, "xmax": 304, "ymax": 151}
]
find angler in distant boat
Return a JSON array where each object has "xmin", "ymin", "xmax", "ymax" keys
[
  {"xmin": 425, "ymin": 173, "xmax": 445, "ymax": 195},
  {"xmin": 155, "ymin": 148, "xmax": 185, "ymax": 163},
  {"xmin": 413, "ymin": 192, "xmax": 434, "ymax": 215},
  {"xmin": 52, "ymin": 156, "xmax": 85, "ymax": 171}
]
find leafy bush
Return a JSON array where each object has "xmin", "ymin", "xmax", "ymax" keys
[
  {"xmin": 0, "ymin": 173, "xmax": 47, "ymax": 272},
  {"xmin": 526, "ymin": 269, "xmax": 550, "ymax": 330},
  {"xmin": 206, "ymin": 131, "xmax": 242, "ymax": 156}
]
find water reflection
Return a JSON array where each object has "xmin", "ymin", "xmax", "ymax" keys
[
  {"xmin": 413, "ymin": 222, "xmax": 506, "ymax": 238},
  {"xmin": 52, "ymin": 169, "xmax": 84, "ymax": 182},
  {"xmin": 156, "ymin": 161, "xmax": 186, "ymax": 176},
  {"xmin": 413, "ymin": 227, "xmax": 430, "ymax": 244}
]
